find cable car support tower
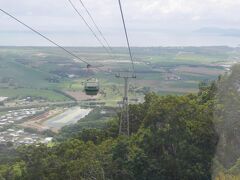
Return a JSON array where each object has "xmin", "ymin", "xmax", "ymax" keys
[
  {"xmin": 116, "ymin": 73, "xmax": 136, "ymax": 136},
  {"xmin": 117, "ymin": 0, "xmax": 136, "ymax": 136}
]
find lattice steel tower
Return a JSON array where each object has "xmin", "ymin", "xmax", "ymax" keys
[{"xmin": 116, "ymin": 73, "xmax": 136, "ymax": 136}]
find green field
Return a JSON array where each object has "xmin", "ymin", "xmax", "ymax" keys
[
  {"xmin": 0, "ymin": 46, "xmax": 239, "ymax": 104},
  {"xmin": 0, "ymin": 88, "xmax": 70, "ymax": 101}
]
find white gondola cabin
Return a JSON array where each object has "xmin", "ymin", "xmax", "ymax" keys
[{"xmin": 84, "ymin": 78, "xmax": 99, "ymax": 96}]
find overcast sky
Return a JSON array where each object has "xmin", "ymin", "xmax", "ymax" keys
[{"xmin": 1, "ymin": 0, "xmax": 240, "ymax": 46}]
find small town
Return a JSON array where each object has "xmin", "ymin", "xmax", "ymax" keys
[
  {"xmin": 0, "ymin": 128, "xmax": 52, "ymax": 145},
  {"xmin": 0, "ymin": 104, "xmax": 52, "ymax": 145}
]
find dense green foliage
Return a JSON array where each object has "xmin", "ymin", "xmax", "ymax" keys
[
  {"xmin": 212, "ymin": 65, "xmax": 240, "ymax": 179},
  {"xmin": 0, "ymin": 87, "xmax": 218, "ymax": 179},
  {"xmin": 0, "ymin": 144, "xmax": 18, "ymax": 165}
]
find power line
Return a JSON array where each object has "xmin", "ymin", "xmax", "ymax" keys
[
  {"xmin": 78, "ymin": 0, "xmax": 113, "ymax": 52},
  {"xmin": 118, "ymin": 0, "xmax": 135, "ymax": 74},
  {"xmin": 67, "ymin": 0, "xmax": 112, "ymax": 56},
  {"xmin": 0, "ymin": 8, "xmax": 90, "ymax": 66},
  {"xmin": 0, "ymin": 8, "xmax": 114, "ymax": 75}
]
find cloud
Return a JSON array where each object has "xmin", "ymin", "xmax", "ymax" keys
[{"xmin": 0, "ymin": 0, "xmax": 240, "ymax": 46}]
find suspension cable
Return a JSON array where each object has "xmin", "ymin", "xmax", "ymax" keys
[
  {"xmin": 0, "ymin": 9, "xmax": 90, "ymax": 65},
  {"xmin": 118, "ymin": 0, "xmax": 135, "ymax": 74},
  {"xmin": 67, "ymin": 0, "xmax": 112, "ymax": 55},
  {"xmin": 78, "ymin": 0, "xmax": 113, "ymax": 52},
  {"xmin": 0, "ymin": 8, "xmax": 115, "ymax": 75}
]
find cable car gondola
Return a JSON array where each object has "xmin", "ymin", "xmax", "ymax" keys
[{"xmin": 84, "ymin": 78, "xmax": 99, "ymax": 96}]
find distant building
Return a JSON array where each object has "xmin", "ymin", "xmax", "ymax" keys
[
  {"xmin": 43, "ymin": 137, "xmax": 53, "ymax": 144},
  {"xmin": 0, "ymin": 97, "xmax": 8, "ymax": 102},
  {"xmin": 165, "ymin": 74, "xmax": 181, "ymax": 81},
  {"xmin": 0, "ymin": 97, "xmax": 8, "ymax": 105}
]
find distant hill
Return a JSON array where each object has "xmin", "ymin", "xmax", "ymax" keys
[{"xmin": 195, "ymin": 27, "xmax": 240, "ymax": 37}]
